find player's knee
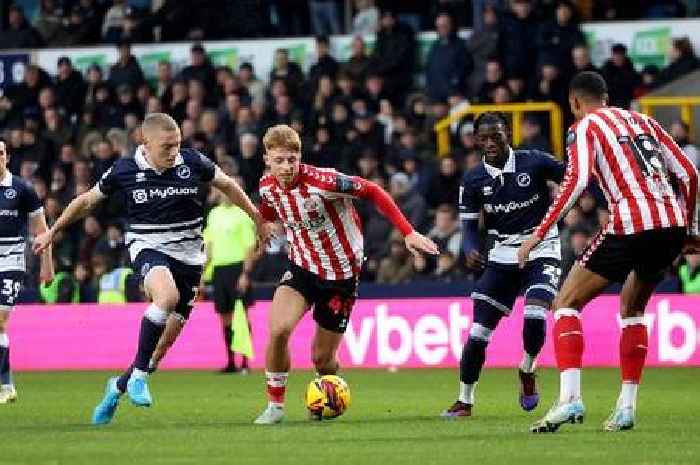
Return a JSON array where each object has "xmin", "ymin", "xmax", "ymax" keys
[
  {"xmin": 270, "ymin": 323, "xmax": 293, "ymax": 343},
  {"xmin": 468, "ymin": 322, "xmax": 494, "ymax": 345},
  {"xmin": 552, "ymin": 287, "xmax": 585, "ymax": 310},
  {"xmin": 619, "ymin": 305, "xmax": 644, "ymax": 319},
  {"xmin": 151, "ymin": 288, "xmax": 179, "ymax": 311},
  {"xmin": 312, "ymin": 350, "xmax": 336, "ymax": 373}
]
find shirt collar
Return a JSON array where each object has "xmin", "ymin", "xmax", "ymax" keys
[
  {"xmin": 483, "ymin": 147, "xmax": 515, "ymax": 178},
  {"xmin": 0, "ymin": 170, "xmax": 11, "ymax": 187},
  {"xmin": 134, "ymin": 145, "xmax": 183, "ymax": 173}
]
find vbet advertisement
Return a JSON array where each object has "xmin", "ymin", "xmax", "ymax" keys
[{"xmin": 10, "ymin": 295, "xmax": 700, "ymax": 370}]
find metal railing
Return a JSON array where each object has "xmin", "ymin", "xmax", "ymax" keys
[
  {"xmin": 434, "ymin": 102, "xmax": 564, "ymax": 158},
  {"xmin": 638, "ymin": 96, "xmax": 700, "ymax": 140}
]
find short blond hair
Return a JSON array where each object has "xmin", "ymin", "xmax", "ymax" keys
[
  {"xmin": 263, "ymin": 124, "xmax": 301, "ymax": 153},
  {"xmin": 142, "ymin": 112, "xmax": 179, "ymax": 135}
]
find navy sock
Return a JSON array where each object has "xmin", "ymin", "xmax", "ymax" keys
[
  {"xmin": 116, "ymin": 365, "xmax": 134, "ymax": 392},
  {"xmin": 0, "ymin": 344, "xmax": 11, "ymax": 385},
  {"xmin": 460, "ymin": 337, "xmax": 489, "ymax": 384},
  {"xmin": 223, "ymin": 324, "xmax": 235, "ymax": 366},
  {"xmin": 523, "ymin": 317, "xmax": 546, "ymax": 357},
  {"xmin": 133, "ymin": 316, "xmax": 166, "ymax": 371}
]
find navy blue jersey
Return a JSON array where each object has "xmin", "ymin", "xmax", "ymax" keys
[
  {"xmin": 0, "ymin": 172, "xmax": 42, "ymax": 272},
  {"xmin": 459, "ymin": 149, "xmax": 565, "ymax": 264},
  {"xmin": 97, "ymin": 147, "xmax": 216, "ymax": 266}
]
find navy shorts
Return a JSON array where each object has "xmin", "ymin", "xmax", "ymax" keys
[
  {"xmin": 279, "ymin": 263, "xmax": 358, "ymax": 334},
  {"xmin": 0, "ymin": 271, "xmax": 24, "ymax": 309},
  {"xmin": 471, "ymin": 258, "xmax": 561, "ymax": 315},
  {"xmin": 132, "ymin": 250, "xmax": 203, "ymax": 320}
]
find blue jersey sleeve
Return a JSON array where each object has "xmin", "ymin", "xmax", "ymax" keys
[
  {"xmin": 19, "ymin": 179, "xmax": 42, "ymax": 214},
  {"xmin": 97, "ymin": 165, "xmax": 120, "ymax": 197},
  {"xmin": 198, "ymin": 152, "xmax": 216, "ymax": 183},
  {"xmin": 537, "ymin": 151, "xmax": 565, "ymax": 184},
  {"xmin": 458, "ymin": 175, "xmax": 481, "ymax": 222}
]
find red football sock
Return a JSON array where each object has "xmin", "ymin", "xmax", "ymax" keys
[
  {"xmin": 265, "ymin": 371, "xmax": 288, "ymax": 406},
  {"xmin": 620, "ymin": 322, "xmax": 648, "ymax": 383},
  {"xmin": 554, "ymin": 310, "xmax": 584, "ymax": 371}
]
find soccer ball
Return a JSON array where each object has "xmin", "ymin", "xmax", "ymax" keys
[{"xmin": 305, "ymin": 374, "xmax": 351, "ymax": 420}]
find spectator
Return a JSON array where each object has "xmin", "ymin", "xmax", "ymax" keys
[
  {"xmin": 601, "ymin": 43, "xmax": 640, "ymax": 109},
  {"xmin": 269, "ymin": 48, "xmax": 306, "ymax": 101},
  {"xmin": 561, "ymin": 226, "xmax": 591, "ymax": 277},
  {"xmin": 308, "ymin": 35, "xmax": 340, "ymax": 91},
  {"xmin": 55, "ymin": 56, "xmax": 87, "ymax": 121},
  {"xmin": 426, "ymin": 157, "xmax": 462, "ymax": 208},
  {"xmin": 528, "ymin": 59, "xmax": 567, "ymax": 111},
  {"xmin": 428, "ymin": 204, "xmax": 462, "ymax": 258},
  {"xmin": 352, "ymin": 0, "xmax": 379, "ymax": 36},
  {"xmin": 376, "ymin": 236, "xmax": 415, "ymax": 283},
  {"xmin": 33, "ymin": 0, "xmax": 64, "ymax": 45},
  {"xmin": 476, "ymin": 58, "xmax": 506, "ymax": 103},
  {"xmin": 0, "ymin": 4, "xmax": 43, "ymax": 49},
  {"xmin": 108, "ymin": 40, "xmax": 146, "ymax": 91},
  {"xmin": 179, "ymin": 43, "xmax": 217, "ymax": 92},
  {"xmin": 571, "ymin": 44, "xmax": 599, "ymax": 75},
  {"xmin": 634, "ymin": 64, "xmax": 661, "ymax": 98},
  {"xmin": 670, "ymin": 120, "xmax": 700, "ymax": 167},
  {"xmin": 467, "ymin": 5, "xmax": 500, "ymax": 98},
  {"xmin": 369, "ymin": 9, "xmax": 417, "ymax": 104},
  {"xmin": 658, "ymin": 37, "xmax": 700, "ymax": 86},
  {"xmin": 342, "ymin": 36, "xmax": 371, "ymax": 87},
  {"xmin": 499, "ymin": 0, "xmax": 538, "ymax": 82},
  {"xmin": 309, "ymin": 0, "xmax": 341, "ymax": 35},
  {"xmin": 74, "ymin": 261, "xmax": 98, "ymax": 303},
  {"xmin": 536, "ymin": 1, "xmax": 585, "ymax": 78},
  {"xmin": 238, "ymin": 62, "xmax": 266, "ymax": 107},
  {"xmin": 431, "ymin": 251, "xmax": 461, "ymax": 282},
  {"xmin": 389, "ymin": 172, "xmax": 429, "ymax": 233},
  {"xmin": 1, "ymin": 65, "xmax": 48, "ymax": 128},
  {"xmin": 517, "ymin": 115, "xmax": 551, "ymax": 152},
  {"xmin": 78, "ymin": 215, "xmax": 104, "ymax": 264},
  {"xmin": 425, "ymin": 11, "xmax": 473, "ymax": 104},
  {"xmin": 101, "ymin": 0, "xmax": 128, "ymax": 42}
]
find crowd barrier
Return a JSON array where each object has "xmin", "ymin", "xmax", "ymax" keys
[{"xmin": 10, "ymin": 295, "xmax": 699, "ymax": 370}]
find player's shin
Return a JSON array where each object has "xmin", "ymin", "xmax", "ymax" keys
[
  {"xmin": 521, "ymin": 305, "xmax": 547, "ymax": 373},
  {"xmin": 458, "ymin": 323, "xmax": 493, "ymax": 405},
  {"xmin": 618, "ymin": 317, "xmax": 648, "ymax": 410},
  {"xmin": 265, "ymin": 371, "xmax": 288, "ymax": 408},
  {"xmin": 553, "ymin": 308, "xmax": 584, "ymax": 403},
  {"xmin": 116, "ymin": 304, "xmax": 168, "ymax": 392}
]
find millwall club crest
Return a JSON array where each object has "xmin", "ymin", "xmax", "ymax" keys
[
  {"xmin": 516, "ymin": 173, "xmax": 531, "ymax": 187},
  {"xmin": 136, "ymin": 172, "xmax": 146, "ymax": 183},
  {"xmin": 4, "ymin": 188, "xmax": 17, "ymax": 200},
  {"xmin": 176, "ymin": 165, "xmax": 191, "ymax": 179}
]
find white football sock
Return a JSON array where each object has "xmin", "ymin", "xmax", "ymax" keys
[
  {"xmin": 619, "ymin": 382, "xmax": 638, "ymax": 410},
  {"xmin": 559, "ymin": 368, "xmax": 581, "ymax": 403},
  {"xmin": 459, "ymin": 382, "xmax": 476, "ymax": 405},
  {"xmin": 519, "ymin": 353, "xmax": 537, "ymax": 373}
]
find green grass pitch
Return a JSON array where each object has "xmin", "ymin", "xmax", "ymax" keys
[{"xmin": 1, "ymin": 368, "xmax": 698, "ymax": 465}]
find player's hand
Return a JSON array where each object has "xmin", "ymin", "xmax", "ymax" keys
[
  {"xmin": 464, "ymin": 249, "xmax": 485, "ymax": 271},
  {"xmin": 517, "ymin": 235, "xmax": 542, "ymax": 269},
  {"xmin": 33, "ymin": 230, "xmax": 54, "ymax": 255},
  {"xmin": 39, "ymin": 267, "xmax": 54, "ymax": 285},
  {"xmin": 682, "ymin": 235, "xmax": 700, "ymax": 254},
  {"xmin": 404, "ymin": 231, "xmax": 439, "ymax": 260}
]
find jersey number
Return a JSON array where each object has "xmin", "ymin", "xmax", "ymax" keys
[
  {"xmin": 1, "ymin": 279, "xmax": 21, "ymax": 305},
  {"xmin": 622, "ymin": 135, "xmax": 666, "ymax": 179}
]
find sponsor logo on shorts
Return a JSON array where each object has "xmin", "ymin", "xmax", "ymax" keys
[{"xmin": 4, "ymin": 188, "xmax": 16, "ymax": 200}]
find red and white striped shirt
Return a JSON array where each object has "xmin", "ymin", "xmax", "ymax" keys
[
  {"xmin": 259, "ymin": 164, "xmax": 413, "ymax": 280},
  {"xmin": 535, "ymin": 107, "xmax": 699, "ymax": 238}
]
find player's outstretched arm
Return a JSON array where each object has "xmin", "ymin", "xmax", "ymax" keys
[
  {"xmin": 30, "ymin": 210, "xmax": 54, "ymax": 284},
  {"xmin": 33, "ymin": 187, "xmax": 105, "ymax": 255},
  {"xmin": 357, "ymin": 179, "xmax": 439, "ymax": 258},
  {"xmin": 211, "ymin": 168, "xmax": 274, "ymax": 245}
]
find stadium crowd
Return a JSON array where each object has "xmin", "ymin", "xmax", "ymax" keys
[{"xmin": 1, "ymin": 0, "xmax": 700, "ymax": 302}]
